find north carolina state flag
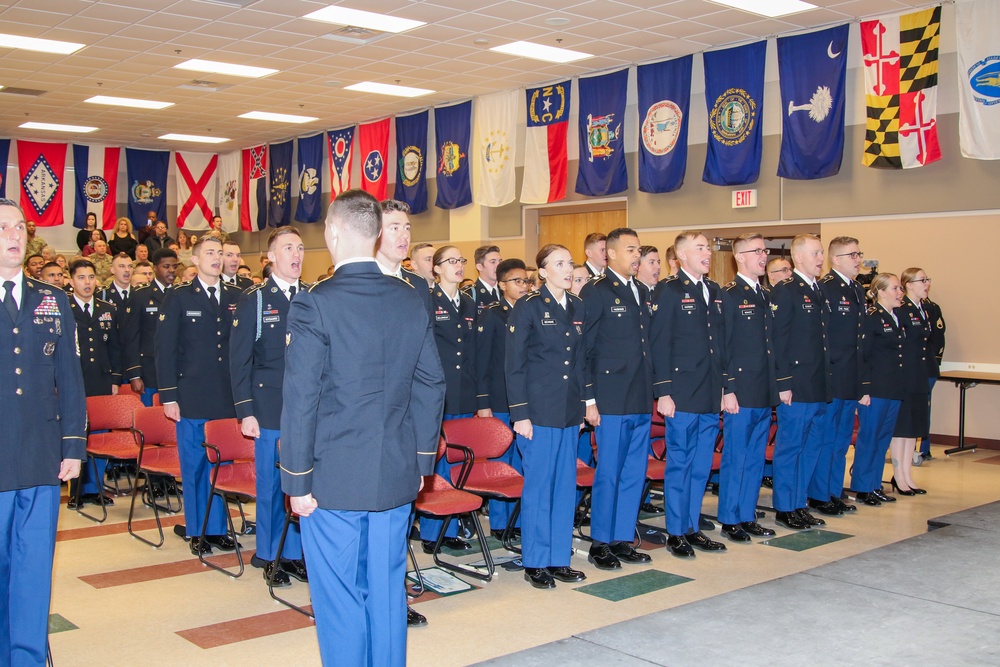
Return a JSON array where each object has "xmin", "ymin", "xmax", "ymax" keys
[
  {"xmin": 521, "ymin": 80, "xmax": 571, "ymax": 204},
  {"xmin": 18, "ymin": 140, "xmax": 67, "ymax": 227},
  {"xmin": 175, "ymin": 151, "xmax": 218, "ymax": 230},
  {"xmin": 240, "ymin": 145, "xmax": 267, "ymax": 231},
  {"xmin": 358, "ymin": 118, "xmax": 390, "ymax": 200}
]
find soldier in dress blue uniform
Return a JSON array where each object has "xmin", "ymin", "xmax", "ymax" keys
[
  {"xmin": 580, "ymin": 228, "xmax": 653, "ymax": 570},
  {"xmin": 279, "ymin": 190, "xmax": 445, "ymax": 667},
  {"xmin": 222, "ymin": 241, "xmax": 254, "ymax": 290},
  {"xmin": 121, "ymin": 249, "xmax": 177, "ymax": 407},
  {"xmin": 476, "ymin": 258, "xmax": 529, "ymax": 538},
  {"xmin": 851, "ymin": 274, "xmax": 905, "ymax": 506},
  {"xmin": 155, "ymin": 237, "xmax": 240, "ymax": 556},
  {"xmin": 0, "ymin": 199, "xmax": 87, "ymax": 667},
  {"xmin": 98, "ymin": 253, "xmax": 133, "ymax": 311},
  {"xmin": 582, "ymin": 232, "xmax": 607, "ymax": 277},
  {"xmin": 770, "ymin": 234, "xmax": 833, "ymax": 531},
  {"xmin": 230, "ymin": 227, "xmax": 308, "ymax": 588},
  {"xmin": 808, "ymin": 237, "xmax": 866, "ymax": 517},
  {"xmin": 718, "ymin": 234, "xmax": 779, "ymax": 543},
  {"xmin": 507, "ymin": 244, "xmax": 588, "ymax": 589},
  {"xmin": 460, "ymin": 244, "xmax": 502, "ymax": 316},
  {"xmin": 917, "ymin": 288, "xmax": 945, "ymax": 463},
  {"xmin": 650, "ymin": 232, "xmax": 727, "ymax": 557}
]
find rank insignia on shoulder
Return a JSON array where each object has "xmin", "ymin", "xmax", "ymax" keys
[
  {"xmin": 159, "ymin": 313, "xmax": 166, "ymax": 321},
  {"xmin": 770, "ymin": 303, "xmax": 778, "ymax": 311},
  {"xmin": 286, "ymin": 332, "xmax": 292, "ymax": 346},
  {"xmin": 509, "ymin": 325, "xmax": 515, "ymax": 333}
]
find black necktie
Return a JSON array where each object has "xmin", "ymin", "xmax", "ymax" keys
[
  {"xmin": 3, "ymin": 280, "xmax": 18, "ymax": 322},
  {"xmin": 84, "ymin": 302, "xmax": 91, "ymax": 318},
  {"xmin": 288, "ymin": 285, "xmax": 296, "ymax": 300},
  {"xmin": 208, "ymin": 285, "xmax": 218, "ymax": 307},
  {"xmin": 122, "ymin": 289, "xmax": 128, "ymax": 302}
]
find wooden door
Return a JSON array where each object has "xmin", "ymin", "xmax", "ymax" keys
[
  {"xmin": 538, "ymin": 210, "xmax": 626, "ymax": 268},
  {"xmin": 711, "ymin": 250, "xmax": 736, "ymax": 285}
]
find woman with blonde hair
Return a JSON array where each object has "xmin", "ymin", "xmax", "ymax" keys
[{"xmin": 109, "ymin": 217, "xmax": 138, "ymax": 259}]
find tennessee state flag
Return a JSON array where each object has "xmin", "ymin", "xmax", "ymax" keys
[
  {"xmin": 72, "ymin": 144, "xmax": 121, "ymax": 229},
  {"xmin": 358, "ymin": 118, "xmax": 390, "ymax": 200},
  {"xmin": 18, "ymin": 140, "xmax": 67, "ymax": 227},
  {"xmin": 240, "ymin": 145, "xmax": 267, "ymax": 231},
  {"xmin": 521, "ymin": 80, "xmax": 571, "ymax": 204}
]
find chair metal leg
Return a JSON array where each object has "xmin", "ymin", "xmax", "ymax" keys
[
  {"xmin": 500, "ymin": 500, "xmax": 522, "ymax": 554},
  {"xmin": 76, "ymin": 456, "xmax": 109, "ymax": 524},
  {"xmin": 428, "ymin": 512, "xmax": 495, "ymax": 582},
  {"xmin": 199, "ymin": 491, "xmax": 245, "ymax": 578},
  {"xmin": 574, "ymin": 488, "xmax": 593, "ymax": 542},
  {"xmin": 268, "ymin": 508, "xmax": 313, "ymax": 619},
  {"xmin": 128, "ymin": 471, "xmax": 165, "ymax": 548}
]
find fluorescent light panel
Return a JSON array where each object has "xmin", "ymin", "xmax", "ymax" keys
[
  {"xmin": 707, "ymin": 0, "xmax": 817, "ymax": 18},
  {"xmin": 489, "ymin": 41, "xmax": 592, "ymax": 64},
  {"xmin": 160, "ymin": 133, "xmax": 229, "ymax": 144},
  {"xmin": 86, "ymin": 95, "xmax": 173, "ymax": 110},
  {"xmin": 303, "ymin": 6, "xmax": 425, "ymax": 33},
  {"xmin": 174, "ymin": 58, "xmax": 277, "ymax": 78},
  {"xmin": 0, "ymin": 32, "xmax": 85, "ymax": 55},
  {"xmin": 238, "ymin": 111, "xmax": 318, "ymax": 124},
  {"xmin": 20, "ymin": 121, "xmax": 97, "ymax": 133},
  {"xmin": 344, "ymin": 81, "xmax": 434, "ymax": 98}
]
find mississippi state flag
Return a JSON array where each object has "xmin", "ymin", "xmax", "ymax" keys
[
  {"xmin": 73, "ymin": 144, "xmax": 120, "ymax": 229},
  {"xmin": 327, "ymin": 126, "xmax": 354, "ymax": 198},
  {"xmin": 240, "ymin": 145, "xmax": 268, "ymax": 231},
  {"xmin": 521, "ymin": 80, "xmax": 571, "ymax": 204},
  {"xmin": 358, "ymin": 118, "xmax": 390, "ymax": 200},
  {"xmin": 175, "ymin": 152, "xmax": 218, "ymax": 230},
  {"xmin": 18, "ymin": 140, "xmax": 67, "ymax": 227}
]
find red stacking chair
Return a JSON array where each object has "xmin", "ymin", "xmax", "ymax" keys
[
  {"xmin": 442, "ymin": 417, "xmax": 524, "ymax": 554},
  {"xmin": 415, "ymin": 436, "xmax": 494, "ymax": 582},
  {"xmin": 573, "ymin": 457, "xmax": 597, "ymax": 541},
  {"xmin": 77, "ymin": 394, "xmax": 144, "ymax": 523},
  {"xmin": 199, "ymin": 419, "xmax": 255, "ymax": 577},
  {"xmin": 128, "ymin": 406, "xmax": 182, "ymax": 548},
  {"xmin": 762, "ymin": 408, "xmax": 779, "ymax": 488}
]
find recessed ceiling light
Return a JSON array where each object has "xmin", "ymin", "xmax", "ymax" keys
[
  {"xmin": 238, "ymin": 111, "xmax": 318, "ymax": 124},
  {"xmin": 303, "ymin": 6, "xmax": 425, "ymax": 33},
  {"xmin": 174, "ymin": 58, "xmax": 277, "ymax": 79},
  {"xmin": 20, "ymin": 121, "xmax": 97, "ymax": 133},
  {"xmin": 85, "ymin": 95, "xmax": 174, "ymax": 110},
  {"xmin": 473, "ymin": 38, "xmax": 490, "ymax": 46},
  {"xmin": 490, "ymin": 41, "xmax": 592, "ymax": 64},
  {"xmin": 0, "ymin": 33, "xmax": 85, "ymax": 55},
  {"xmin": 707, "ymin": 0, "xmax": 817, "ymax": 18},
  {"xmin": 544, "ymin": 17, "xmax": 572, "ymax": 26},
  {"xmin": 344, "ymin": 81, "xmax": 434, "ymax": 98},
  {"xmin": 160, "ymin": 133, "xmax": 229, "ymax": 144}
]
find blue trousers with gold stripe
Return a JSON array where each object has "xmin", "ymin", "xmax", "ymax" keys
[
  {"xmin": 517, "ymin": 425, "xmax": 576, "ymax": 568},
  {"xmin": 719, "ymin": 407, "xmax": 770, "ymax": 525},
  {"xmin": 773, "ymin": 401, "xmax": 827, "ymax": 512},
  {"xmin": 592, "ymin": 413, "xmax": 651, "ymax": 544},
  {"xmin": 176, "ymin": 418, "xmax": 228, "ymax": 538},
  {"xmin": 256, "ymin": 428, "xmax": 301, "ymax": 561}
]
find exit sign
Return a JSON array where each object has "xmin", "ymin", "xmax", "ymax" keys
[{"xmin": 732, "ymin": 189, "xmax": 757, "ymax": 208}]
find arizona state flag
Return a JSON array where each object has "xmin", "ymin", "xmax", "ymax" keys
[
  {"xmin": 18, "ymin": 140, "xmax": 67, "ymax": 227},
  {"xmin": 862, "ymin": 6, "xmax": 942, "ymax": 169},
  {"xmin": 358, "ymin": 119, "xmax": 390, "ymax": 200}
]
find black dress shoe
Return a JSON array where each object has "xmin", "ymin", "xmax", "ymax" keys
[
  {"xmin": 204, "ymin": 535, "xmax": 238, "ymax": 551},
  {"xmin": 721, "ymin": 524, "xmax": 752, "ymax": 543},
  {"xmin": 761, "ymin": 476, "xmax": 773, "ymax": 488},
  {"xmin": 407, "ymin": 606, "xmax": 428, "ymax": 627},
  {"xmin": 699, "ymin": 515, "xmax": 716, "ymax": 531},
  {"xmin": 666, "ymin": 535, "xmax": 695, "ymax": 558},
  {"xmin": 741, "ymin": 521, "xmax": 776, "ymax": 537},
  {"xmin": 490, "ymin": 528, "xmax": 522, "ymax": 541},
  {"xmin": 66, "ymin": 498, "xmax": 80, "ymax": 510},
  {"xmin": 640, "ymin": 502, "xmax": 665, "ymax": 514},
  {"xmin": 547, "ymin": 566, "xmax": 586, "ymax": 582},
  {"xmin": 831, "ymin": 497, "xmax": 857, "ymax": 513},
  {"xmin": 854, "ymin": 492, "xmax": 881, "ymax": 506},
  {"xmin": 281, "ymin": 559, "xmax": 308, "ymax": 583},
  {"xmin": 189, "ymin": 537, "xmax": 212, "ymax": 556},
  {"xmin": 587, "ymin": 543, "xmax": 622, "ymax": 570},
  {"xmin": 250, "ymin": 554, "xmax": 268, "ymax": 569},
  {"xmin": 775, "ymin": 511, "xmax": 809, "ymax": 530},
  {"xmin": 807, "ymin": 499, "xmax": 842, "ymax": 517},
  {"xmin": 639, "ymin": 527, "xmax": 667, "ymax": 545},
  {"xmin": 524, "ymin": 567, "xmax": 556, "ymax": 589},
  {"xmin": 174, "ymin": 524, "xmax": 188, "ymax": 540},
  {"xmin": 81, "ymin": 492, "xmax": 114, "ymax": 507},
  {"xmin": 610, "ymin": 541, "xmax": 652, "ymax": 564},
  {"xmin": 264, "ymin": 560, "xmax": 290, "ymax": 587},
  {"xmin": 871, "ymin": 488, "xmax": 896, "ymax": 503},
  {"xmin": 686, "ymin": 531, "xmax": 727, "ymax": 552},
  {"xmin": 796, "ymin": 508, "xmax": 825, "ymax": 526},
  {"xmin": 421, "ymin": 537, "xmax": 473, "ymax": 554}
]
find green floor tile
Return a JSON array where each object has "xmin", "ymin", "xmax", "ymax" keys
[
  {"xmin": 575, "ymin": 569, "xmax": 692, "ymax": 602},
  {"xmin": 762, "ymin": 529, "xmax": 852, "ymax": 552},
  {"xmin": 48, "ymin": 614, "xmax": 77, "ymax": 634}
]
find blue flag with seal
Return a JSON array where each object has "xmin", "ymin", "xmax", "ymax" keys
[
  {"xmin": 0, "ymin": 139, "xmax": 9, "ymax": 198},
  {"xmin": 294, "ymin": 134, "xmax": 323, "ymax": 223},
  {"xmin": 777, "ymin": 24, "xmax": 848, "ymax": 180},
  {"xmin": 576, "ymin": 68, "xmax": 628, "ymax": 197},
  {"xmin": 703, "ymin": 41, "xmax": 766, "ymax": 186},
  {"xmin": 637, "ymin": 55, "xmax": 692, "ymax": 194},
  {"xmin": 269, "ymin": 140, "xmax": 293, "ymax": 227},
  {"xmin": 126, "ymin": 148, "xmax": 168, "ymax": 225},
  {"xmin": 434, "ymin": 101, "xmax": 472, "ymax": 210},
  {"xmin": 394, "ymin": 110, "xmax": 428, "ymax": 214}
]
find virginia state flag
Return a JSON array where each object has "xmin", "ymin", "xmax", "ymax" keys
[
  {"xmin": 268, "ymin": 140, "xmax": 293, "ymax": 227},
  {"xmin": 637, "ymin": 56, "xmax": 691, "ymax": 194},
  {"xmin": 73, "ymin": 144, "xmax": 120, "ymax": 229},
  {"xmin": 327, "ymin": 126, "xmax": 354, "ymax": 198},
  {"xmin": 703, "ymin": 41, "xmax": 767, "ymax": 186},
  {"xmin": 394, "ymin": 111, "xmax": 428, "ymax": 214},
  {"xmin": 777, "ymin": 24, "xmax": 848, "ymax": 180},
  {"xmin": 18, "ymin": 140, "xmax": 67, "ymax": 227},
  {"xmin": 435, "ymin": 101, "xmax": 473, "ymax": 210},
  {"xmin": 521, "ymin": 80, "xmax": 571, "ymax": 204},
  {"xmin": 358, "ymin": 119, "xmax": 390, "ymax": 200},
  {"xmin": 0, "ymin": 139, "xmax": 10, "ymax": 198},
  {"xmin": 126, "ymin": 148, "xmax": 169, "ymax": 226},
  {"xmin": 240, "ymin": 145, "xmax": 267, "ymax": 231},
  {"xmin": 295, "ymin": 134, "xmax": 323, "ymax": 223},
  {"xmin": 174, "ymin": 152, "xmax": 218, "ymax": 230},
  {"xmin": 577, "ymin": 68, "xmax": 628, "ymax": 197}
]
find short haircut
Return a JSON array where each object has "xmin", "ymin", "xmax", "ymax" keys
[
  {"xmin": 673, "ymin": 231, "xmax": 705, "ymax": 252},
  {"xmin": 267, "ymin": 226, "xmax": 301, "ymax": 249},
  {"xmin": 411, "ymin": 242, "xmax": 433, "ymax": 254},
  {"xmin": 237, "ymin": 264, "xmax": 251, "ymax": 272},
  {"xmin": 639, "ymin": 245, "xmax": 659, "ymax": 259},
  {"xmin": 732, "ymin": 233, "xmax": 764, "ymax": 253},
  {"xmin": 262, "ymin": 263, "xmax": 274, "ymax": 280},
  {"xmin": 766, "ymin": 257, "xmax": 792, "ymax": 272},
  {"xmin": 41, "ymin": 261, "xmax": 61, "ymax": 273},
  {"xmin": 536, "ymin": 244, "xmax": 569, "ymax": 269},
  {"xmin": 193, "ymin": 236, "xmax": 223, "ymax": 255},
  {"xmin": 584, "ymin": 232, "xmax": 606, "ymax": 250},
  {"xmin": 790, "ymin": 233, "xmax": 821, "ymax": 254},
  {"xmin": 112, "ymin": 252, "xmax": 132, "ymax": 263},
  {"xmin": 606, "ymin": 227, "xmax": 639, "ymax": 247},
  {"xmin": 381, "ymin": 199, "xmax": 411, "ymax": 215},
  {"xmin": 474, "ymin": 245, "xmax": 500, "ymax": 266},
  {"xmin": 222, "ymin": 240, "xmax": 241, "ymax": 250},
  {"xmin": 496, "ymin": 258, "xmax": 527, "ymax": 282},
  {"xmin": 0, "ymin": 197, "xmax": 25, "ymax": 217},
  {"xmin": 70, "ymin": 259, "xmax": 96, "ymax": 276},
  {"xmin": 24, "ymin": 253, "xmax": 43, "ymax": 265},
  {"xmin": 326, "ymin": 189, "xmax": 381, "ymax": 239},
  {"xmin": 828, "ymin": 235, "xmax": 859, "ymax": 256},
  {"xmin": 151, "ymin": 248, "xmax": 178, "ymax": 266},
  {"xmin": 133, "ymin": 260, "xmax": 153, "ymax": 270}
]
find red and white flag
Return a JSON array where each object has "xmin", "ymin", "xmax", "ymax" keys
[
  {"xmin": 18, "ymin": 140, "xmax": 67, "ymax": 227},
  {"xmin": 521, "ymin": 81, "xmax": 570, "ymax": 204},
  {"xmin": 358, "ymin": 118, "xmax": 390, "ymax": 200},
  {"xmin": 73, "ymin": 144, "xmax": 120, "ymax": 230},
  {"xmin": 240, "ymin": 145, "xmax": 268, "ymax": 232},
  {"xmin": 175, "ymin": 152, "xmax": 218, "ymax": 230}
]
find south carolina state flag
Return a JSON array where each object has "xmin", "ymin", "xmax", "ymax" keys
[
  {"xmin": 703, "ymin": 41, "xmax": 766, "ymax": 186},
  {"xmin": 521, "ymin": 80, "xmax": 571, "ymax": 204},
  {"xmin": 174, "ymin": 152, "xmax": 218, "ymax": 230},
  {"xmin": 18, "ymin": 140, "xmax": 67, "ymax": 227},
  {"xmin": 358, "ymin": 119, "xmax": 390, "ymax": 200},
  {"xmin": 73, "ymin": 144, "xmax": 120, "ymax": 229},
  {"xmin": 240, "ymin": 145, "xmax": 268, "ymax": 231}
]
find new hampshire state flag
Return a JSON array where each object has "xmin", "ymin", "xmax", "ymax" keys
[
  {"xmin": 435, "ymin": 101, "xmax": 473, "ymax": 210},
  {"xmin": 576, "ymin": 68, "xmax": 628, "ymax": 197},
  {"xmin": 394, "ymin": 111, "xmax": 428, "ymax": 214},
  {"xmin": 637, "ymin": 55, "xmax": 692, "ymax": 194},
  {"xmin": 703, "ymin": 41, "xmax": 766, "ymax": 186}
]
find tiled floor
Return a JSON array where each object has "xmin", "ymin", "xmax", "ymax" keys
[{"xmin": 47, "ymin": 446, "xmax": 1000, "ymax": 666}]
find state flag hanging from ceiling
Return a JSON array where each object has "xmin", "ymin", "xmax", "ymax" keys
[
  {"xmin": 576, "ymin": 68, "xmax": 628, "ymax": 197},
  {"xmin": 18, "ymin": 140, "xmax": 67, "ymax": 227},
  {"xmin": 327, "ymin": 126, "xmax": 354, "ymax": 199},
  {"xmin": 0, "ymin": 139, "xmax": 10, "ymax": 199},
  {"xmin": 358, "ymin": 119, "xmax": 390, "ymax": 201},
  {"xmin": 777, "ymin": 24, "xmax": 848, "ymax": 180},
  {"xmin": 474, "ymin": 90, "xmax": 517, "ymax": 207},
  {"xmin": 269, "ymin": 140, "xmax": 293, "ymax": 227},
  {"xmin": 956, "ymin": 0, "xmax": 1000, "ymax": 160},
  {"xmin": 521, "ymin": 80, "xmax": 571, "ymax": 204},
  {"xmin": 174, "ymin": 152, "xmax": 218, "ymax": 230},
  {"xmin": 861, "ymin": 6, "xmax": 942, "ymax": 169},
  {"xmin": 72, "ymin": 144, "xmax": 120, "ymax": 229},
  {"xmin": 435, "ymin": 101, "xmax": 473, "ymax": 210},
  {"xmin": 637, "ymin": 55, "xmax": 691, "ymax": 194},
  {"xmin": 240, "ymin": 145, "xmax": 268, "ymax": 231},
  {"xmin": 394, "ymin": 110, "xmax": 428, "ymax": 214},
  {"xmin": 217, "ymin": 151, "xmax": 240, "ymax": 233},
  {"xmin": 126, "ymin": 148, "xmax": 169, "ymax": 227},
  {"xmin": 295, "ymin": 134, "xmax": 324, "ymax": 223},
  {"xmin": 703, "ymin": 41, "xmax": 766, "ymax": 186}
]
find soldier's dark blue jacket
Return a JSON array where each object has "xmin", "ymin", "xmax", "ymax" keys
[
  {"xmin": 720, "ymin": 275, "xmax": 777, "ymax": 409},
  {"xmin": 898, "ymin": 295, "xmax": 939, "ymax": 391},
  {"xmin": 70, "ymin": 296, "xmax": 122, "ymax": 396},
  {"xmin": 861, "ymin": 303, "xmax": 906, "ymax": 400},
  {"xmin": 770, "ymin": 273, "xmax": 833, "ymax": 403},
  {"xmin": 431, "ymin": 286, "xmax": 478, "ymax": 415},
  {"xmin": 476, "ymin": 299, "xmax": 515, "ymax": 413},
  {"xmin": 461, "ymin": 279, "xmax": 500, "ymax": 317},
  {"xmin": 121, "ymin": 281, "xmax": 169, "ymax": 388},
  {"xmin": 820, "ymin": 270, "xmax": 865, "ymax": 400}
]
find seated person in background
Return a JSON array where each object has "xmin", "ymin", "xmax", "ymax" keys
[
  {"xmin": 24, "ymin": 253, "xmax": 45, "ymax": 279},
  {"xmin": 131, "ymin": 260, "xmax": 154, "ymax": 287},
  {"xmin": 237, "ymin": 264, "xmax": 252, "ymax": 281},
  {"xmin": 40, "ymin": 261, "xmax": 65, "ymax": 289},
  {"xmin": 82, "ymin": 229, "xmax": 103, "ymax": 257},
  {"xmin": 135, "ymin": 244, "xmax": 150, "ymax": 262},
  {"xmin": 180, "ymin": 264, "xmax": 199, "ymax": 283}
]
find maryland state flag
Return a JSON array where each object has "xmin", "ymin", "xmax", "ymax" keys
[{"xmin": 861, "ymin": 6, "xmax": 942, "ymax": 169}]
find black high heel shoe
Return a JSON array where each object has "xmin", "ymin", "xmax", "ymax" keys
[
  {"xmin": 910, "ymin": 486, "xmax": 927, "ymax": 494},
  {"xmin": 890, "ymin": 477, "xmax": 916, "ymax": 496}
]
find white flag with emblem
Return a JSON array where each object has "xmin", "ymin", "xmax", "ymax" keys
[
  {"xmin": 474, "ymin": 90, "xmax": 517, "ymax": 207},
  {"xmin": 217, "ymin": 151, "xmax": 240, "ymax": 233},
  {"xmin": 957, "ymin": 0, "xmax": 1000, "ymax": 159}
]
